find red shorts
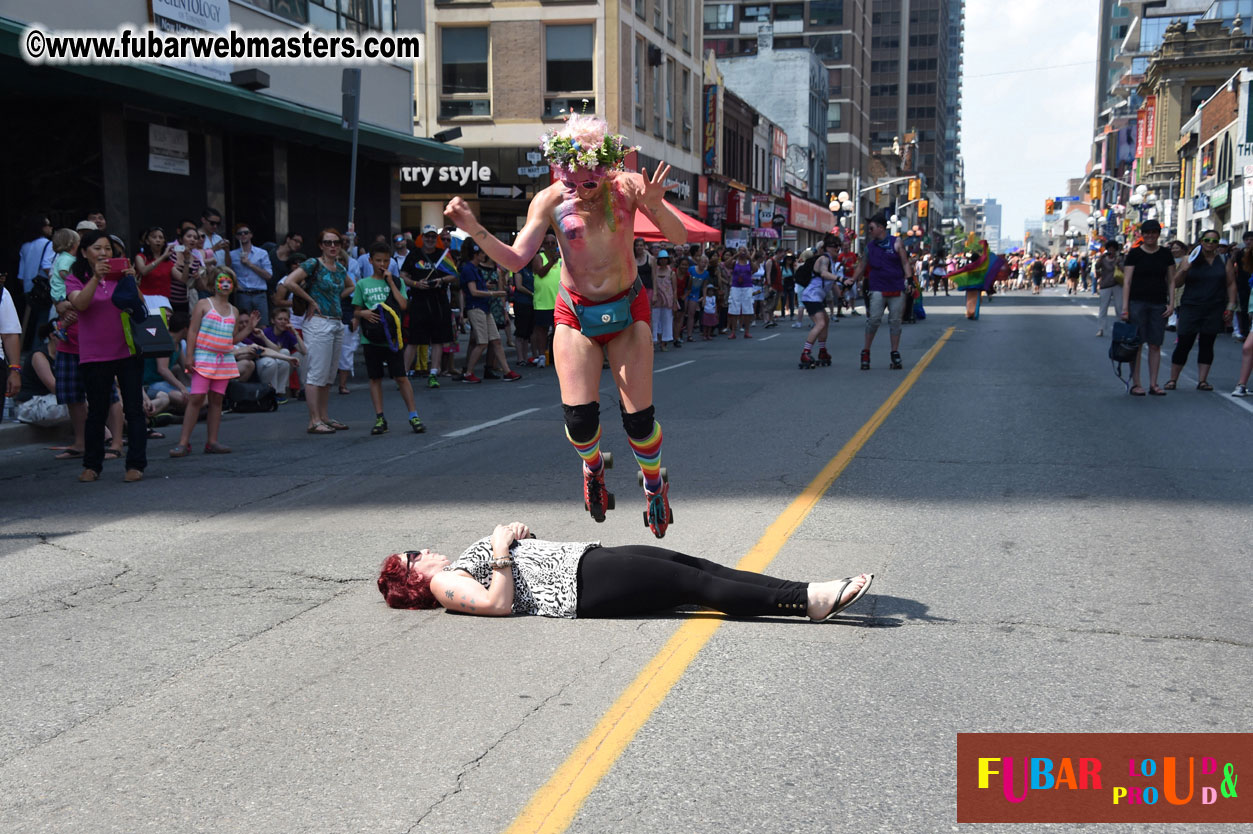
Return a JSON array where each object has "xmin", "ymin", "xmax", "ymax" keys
[{"xmin": 553, "ymin": 282, "xmax": 653, "ymax": 346}]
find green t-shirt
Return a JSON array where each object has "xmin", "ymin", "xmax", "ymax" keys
[
  {"xmin": 533, "ymin": 254, "xmax": 561, "ymax": 311},
  {"xmin": 351, "ymin": 275, "xmax": 407, "ymax": 346}
]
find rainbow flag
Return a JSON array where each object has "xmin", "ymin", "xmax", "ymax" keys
[
  {"xmin": 947, "ymin": 241, "xmax": 1005, "ymax": 291},
  {"xmin": 431, "ymin": 248, "xmax": 459, "ymax": 276}
]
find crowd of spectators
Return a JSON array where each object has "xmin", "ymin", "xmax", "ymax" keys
[{"xmin": 7, "ymin": 208, "xmax": 1251, "ymax": 478}]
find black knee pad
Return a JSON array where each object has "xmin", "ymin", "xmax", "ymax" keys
[
  {"xmin": 619, "ymin": 402, "xmax": 656, "ymax": 440},
  {"xmin": 562, "ymin": 402, "xmax": 600, "ymax": 443}
]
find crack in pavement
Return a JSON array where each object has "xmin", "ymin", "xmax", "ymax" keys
[{"xmin": 403, "ymin": 681, "xmax": 574, "ymax": 834}]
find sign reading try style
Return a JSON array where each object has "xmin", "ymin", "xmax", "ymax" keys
[{"xmin": 400, "ymin": 162, "xmax": 496, "ymax": 192}]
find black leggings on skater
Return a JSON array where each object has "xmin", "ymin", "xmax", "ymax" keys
[
  {"xmin": 575, "ymin": 545, "xmax": 810, "ymax": 618},
  {"xmin": 1171, "ymin": 331, "xmax": 1217, "ymax": 367}
]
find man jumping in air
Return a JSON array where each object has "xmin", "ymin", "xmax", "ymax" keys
[{"xmin": 444, "ymin": 114, "xmax": 688, "ymax": 537}]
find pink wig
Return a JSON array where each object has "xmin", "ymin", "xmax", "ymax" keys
[{"xmin": 377, "ymin": 553, "xmax": 438, "ymax": 610}]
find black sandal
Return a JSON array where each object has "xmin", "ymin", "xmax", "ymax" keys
[{"xmin": 1197, "ymin": 381, "xmax": 1213, "ymax": 391}]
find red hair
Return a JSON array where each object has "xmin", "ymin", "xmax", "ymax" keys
[{"xmin": 377, "ymin": 553, "xmax": 438, "ymax": 610}]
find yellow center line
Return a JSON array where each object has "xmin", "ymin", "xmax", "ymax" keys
[{"xmin": 503, "ymin": 326, "xmax": 957, "ymax": 834}]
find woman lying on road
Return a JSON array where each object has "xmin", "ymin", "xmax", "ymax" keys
[{"xmin": 377, "ymin": 521, "xmax": 874, "ymax": 621}]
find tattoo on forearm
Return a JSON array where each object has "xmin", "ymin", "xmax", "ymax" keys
[
  {"xmin": 473, "ymin": 230, "xmax": 487, "ymax": 240},
  {"xmin": 445, "ymin": 590, "xmax": 455, "ymax": 601}
]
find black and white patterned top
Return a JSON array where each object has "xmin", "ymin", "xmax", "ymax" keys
[{"xmin": 445, "ymin": 537, "xmax": 600, "ymax": 618}]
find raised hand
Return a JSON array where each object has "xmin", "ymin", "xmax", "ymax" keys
[
  {"xmin": 444, "ymin": 196, "xmax": 478, "ymax": 231},
  {"xmin": 641, "ymin": 163, "xmax": 673, "ymax": 210}
]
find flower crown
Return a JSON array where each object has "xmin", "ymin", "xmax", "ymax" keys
[{"xmin": 540, "ymin": 111, "xmax": 636, "ymax": 176}]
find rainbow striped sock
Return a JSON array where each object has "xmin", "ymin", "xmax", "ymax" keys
[
  {"xmin": 567, "ymin": 424, "xmax": 603, "ymax": 472},
  {"xmin": 627, "ymin": 421, "xmax": 663, "ymax": 492}
]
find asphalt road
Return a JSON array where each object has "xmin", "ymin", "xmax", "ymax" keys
[{"xmin": 2, "ymin": 288, "xmax": 1250, "ymax": 834}]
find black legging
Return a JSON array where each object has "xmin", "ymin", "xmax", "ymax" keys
[
  {"xmin": 575, "ymin": 545, "xmax": 809, "ymax": 618},
  {"xmin": 1171, "ymin": 331, "xmax": 1217, "ymax": 367}
]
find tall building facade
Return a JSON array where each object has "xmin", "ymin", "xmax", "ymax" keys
[
  {"xmin": 413, "ymin": 0, "xmax": 703, "ymax": 231},
  {"xmin": 867, "ymin": 0, "xmax": 961, "ymax": 217},
  {"xmin": 941, "ymin": 0, "xmax": 964, "ymax": 213},
  {"xmin": 702, "ymin": 0, "xmax": 872, "ymax": 210}
]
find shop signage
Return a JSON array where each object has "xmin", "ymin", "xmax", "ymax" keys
[
  {"xmin": 771, "ymin": 127, "xmax": 787, "ymax": 160},
  {"xmin": 1144, "ymin": 95, "xmax": 1156, "ymax": 150},
  {"xmin": 787, "ymin": 194, "xmax": 834, "ymax": 233},
  {"xmin": 148, "ymin": 124, "xmax": 190, "ymax": 176},
  {"xmin": 697, "ymin": 175, "xmax": 708, "ymax": 219},
  {"xmin": 1193, "ymin": 193, "xmax": 1210, "ymax": 213},
  {"xmin": 150, "ymin": 0, "xmax": 231, "ymax": 82},
  {"xmin": 1135, "ymin": 109, "xmax": 1146, "ymax": 159},
  {"xmin": 1209, "ymin": 182, "xmax": 1230, "ymax": 209},
  {"xmin": 702, "ymin": 85, "xmax": 720, "ymax": 175},
  {"xmin": 400, "ymin": 162, "xmax": 495, "ymax": 191},
  {"xmin": 478, "ymin": 184, "xmax": 524, "ymax": 199},
  {"xmin": 755, "ymin": 199, "xmax": 776, "ymax": 228},
  {"xmin": 666, "ymin": 178, "xmax": 692, "ymax": 202}
]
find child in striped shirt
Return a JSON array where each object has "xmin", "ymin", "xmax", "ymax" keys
[{"xmin": 170, "ymin": 267, "xmax": 255, "ymax": 456}]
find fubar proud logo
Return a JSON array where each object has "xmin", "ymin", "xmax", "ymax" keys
[{"xmin": 956, "ymin": 733, "xmax": 1249, "ymax": 823}]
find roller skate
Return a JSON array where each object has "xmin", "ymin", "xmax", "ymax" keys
[
  {"xmin": 637, "ymin": 468, "xmax": 673, "ymax": 539},
  {"xmin": 817, "ymin": 348, "xmax": 832, "ymax": 367},
  {"xmin": 890, "ymin": 351, "xmax": 903, "ymax": 370},
  {"xmin": 582, "ymin": 452, "xmax": 615, "ymax": 522},
  {"xmin": 798, "ymin": 349, "xmax": 818, "ymax": 369},
  {"xmin": 860, "ymin": 349, "xmax": 871, "ymax": 371}
]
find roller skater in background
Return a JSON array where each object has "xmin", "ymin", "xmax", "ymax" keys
[
  {"xmin": 798, "ymin": 233, "xmax": 842, "ymax": 369},
  {"xmin": 443, "ymin": 112, "xmax": 687, "ymax": 537}
]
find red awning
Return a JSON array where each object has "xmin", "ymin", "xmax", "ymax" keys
[{"xmin": 633, "ymin": 201, "xmax": 722, "ymax": 243}]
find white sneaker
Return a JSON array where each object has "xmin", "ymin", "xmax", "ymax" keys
[
  {"xmin": 1234, "ymin": 332, "xmax": 1246, "ymax": 341},
  {"xmin": 1233, "ymin": 384, "xmax": 1249, "ymax": 398}
]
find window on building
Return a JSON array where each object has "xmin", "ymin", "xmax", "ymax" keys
[
  {"xmin": 828, "ymin": 102, "xmax": 842, "ymax": 130},
  {"xmin": 774, "ymin": 3, "xmax": 804, "ymax": 21},
  {"xmin": 654, "ymin": 0, "xmax": 663, "ymax": 30},
  {"xmin": 636, "ymin": 0, "xmax": 645, "ymax": 17},
  {"xmin": 249, "ymin": 0, "xmax": 395, "ymax": 32},
  {"xmin": 681, "ymin": 67, "xmax": 691, "ymax": 149},
  {"xmin": 809, "ymin": 0, "xmax": 843, "ymax": 26},
  {"xmin": 709, "ymin": 37, "xmax": 736, "ymax": 56},
  {"xmin": 704, "ymin": 4, "xmax": 734, "ymax": 31},
  {"xmin": 1188, "ymin": 84, "xmax": 1216, "ymax": 114},
  {"xmin": 871, "ymin": 36, "xmax": 900, "ymax": 49},
  {"xmin": 775, "ymin": 36, "xmax": 804, "ymax": 47},
  {"xmin": 680, "ymin": 0, "xmax": 690, "ymax": 51},
  {"xmin": 809, "ymin": 34, "xmax": 842, "ymax": 60},
  {"xmin": 545, "ymin": 25, "xmax": 595, "ymax": 118},
  {"xmin": 871, "ymin": 59, "xmax": 898, "ymax": 74},
  {"xmin": 907, "ymin": 33, "xmax": 937, "ymax": 47},
  {"xmin": 743, "ymin": 5, "xmax": 771, "ymax": 22},
  {"xmin": 440, "ymin": 27, "xmax": 490, "ymax": 119},
  {"xmin": 635, "ymin": 37, "xmax": 645, "ymax": 128},
  {"xmin": 665, "ymin": 59, "xmax": 675, "ymax": 143},
  {"xmin": 652, "ymin": 61, "xmax": 662, "ymax": 136},
  {"xmin": 828, "ymin": 69, "xmax": 842, "ymax": 96},
  {"xmin": 666, "ymin": 0, "xmax": 675, "ymax": 40}
]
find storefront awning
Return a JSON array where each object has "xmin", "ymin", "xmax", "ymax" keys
[
  {"xmin": 634, "ymin": 202, "xmax": 722, "ymax": 243},
  {"xmin": 0, "ymin": 16, "xmax": 461, "ymax": 165}
]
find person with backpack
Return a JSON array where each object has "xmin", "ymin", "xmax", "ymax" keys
[
  {"xmin": 797, "ymin": 234, "xmax": 842, "ymax": 369},
  {"xmin": 353, "ymin": 242, "xmax": 425, "ymax": 435},
  {"xmin": 1120, "ymin": 219, "xmax": 1176, "ymax": 396}
]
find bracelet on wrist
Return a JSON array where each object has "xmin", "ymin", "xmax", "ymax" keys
[{"xmin": 8, "ymin": 364, "xmax": 21, "ymax": 371}]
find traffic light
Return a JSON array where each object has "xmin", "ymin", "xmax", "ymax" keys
[
  {"xmin": 918, "ymin": 199, "xmax": 928, "ymax": 218},
  {"xmin": 1089, "ymin": 176, "xmax": 1102, "ymax": 201},
  {"xmin": 908, "ymin": 178, "xmax": 921, "ymax": 201},
  {"xmin": 1045, "ymin": 198, "xmax": 1055, "ymax": 215}
]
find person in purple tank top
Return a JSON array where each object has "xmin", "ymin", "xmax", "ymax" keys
[{"xmin": 850, "ymin": 214, "xmax": 913, "ymax": 370}]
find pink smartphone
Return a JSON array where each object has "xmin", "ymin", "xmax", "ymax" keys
[{"xmin": 106, "ymin": 258, "xmax": 130, "ymax": 277}]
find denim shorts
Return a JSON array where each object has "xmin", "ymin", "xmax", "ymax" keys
[{"xmin": 1128, "ymin": 300, "xmax": 1167, "ymax": 347}]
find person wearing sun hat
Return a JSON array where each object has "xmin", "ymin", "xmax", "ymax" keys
[{"xmin": 443, "ymin": 110, "xmax": 688, "ymax": 538}]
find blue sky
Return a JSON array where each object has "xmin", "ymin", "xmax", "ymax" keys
[{"xmin": 961, "ymin": 0, "xmax": 1098, "ymax": 240}]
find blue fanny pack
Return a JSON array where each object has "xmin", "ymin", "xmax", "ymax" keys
[{"xmin": 559, "ymin": 278, "xmax": 642, "ymax": 338}]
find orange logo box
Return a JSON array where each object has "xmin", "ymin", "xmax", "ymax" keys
[{"xmin": 957, "ymin": 733, "xmax": 1250, "ymax": 824}]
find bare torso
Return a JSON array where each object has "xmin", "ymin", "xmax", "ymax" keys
[{"xmin": 538, "ymin": 173, "xmax": 643, "ymax": 300}]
